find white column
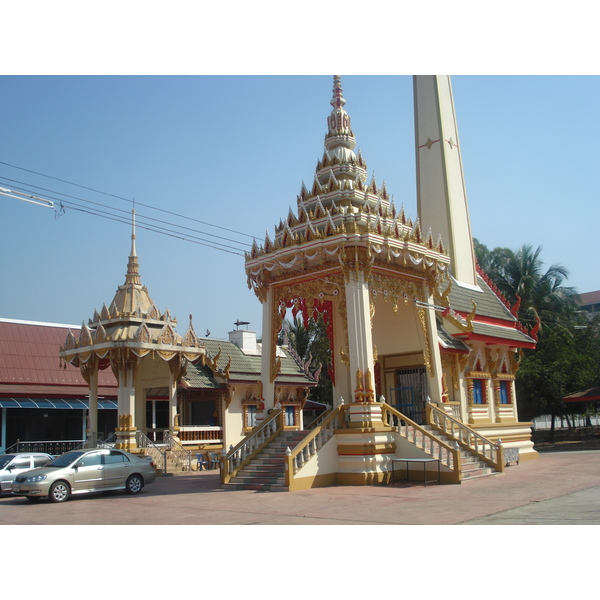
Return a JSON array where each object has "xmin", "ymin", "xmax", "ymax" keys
[
  {"xmin": 117, "ymin": 366, "xmax": 136, "ymax": 423},
  {"xmin": 134, "ymin": 367, "xmax": 146, "ymax": 433},
  {"xmin": 422, "ymin": 288, "xmax": 444, "ymax": 404},
  {"xmin": 260, "ymin": 286, "xmax": 276, "ymax": 410},
  {"xmin": 168, "ymin": 367, "xmax": 178, "ymax": 434},
  {"xmin": 344, "ymin": 270, "xmax": 375, "ymax": 399},
  {"xmin": 88, "ymin": 368, "xmax": 99, "ymax": 441}
]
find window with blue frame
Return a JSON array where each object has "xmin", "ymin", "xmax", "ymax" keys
[
  {"xmin": 473, "ymin": 379, "xmax": 486, "ymax": 404},
  {"xmin": 499, "ymin": 380, "xmax": 511, "ymax": 404},
  {"xmin": 285, "ymin": 406, "xmax": 296, "ymax": 426},
  {"xmin": 246, "ymin": 405, "xmax": 257, "ymax": 428}
]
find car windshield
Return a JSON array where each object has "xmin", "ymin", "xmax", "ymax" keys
[
  {"xmin": 0, "ymin": 455, "xmax": 15, "ymax": 470},
  {"xmin": 47, "ymin": 451, "xmax": 86, "ymax": 468}
]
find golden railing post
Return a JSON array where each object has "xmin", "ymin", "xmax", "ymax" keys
[
  {"xmin": 451, "ymin": 441, "xmax": 462, "ymax": 483},
  {"xmin": 496, "ymin": 438, "xmax": 506, "ymax": 473},
  {"xmin": 285, "ymin": 447, "xmax": 292, "ymax": 488}
]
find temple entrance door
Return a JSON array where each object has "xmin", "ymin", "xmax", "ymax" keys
[{"xmin": 391, "ymin": 368, "xmax": 428, "ymax": 425}]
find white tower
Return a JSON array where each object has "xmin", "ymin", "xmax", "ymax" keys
[{"xmin": 414, "ymin": 76, "xmax": 478, "ymax": 288}]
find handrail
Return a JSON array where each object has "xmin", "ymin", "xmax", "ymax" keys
[
  {"xmin": 164, "ymin": 430, "xmax": 192, "ymax": 471},
  {"xmin": 426, "ymin": 403, "xmax": 505, "ymax": 472},
  {"xmin": 285, "ymin": 405, "xmax": 346, "ymax": 486},
  {"xmin": 135, "ymin": 430, "xmax": 168, "ymax": 475},
  {"xmin": 97, "ymin": 432, "xmax": 117, "ymax": 448},
  {"xmin": 381, "ymin": 403, "xmax": 460, "ymax": 477},
  {"xmin": 306, "ymin": 406, "xmax": 334, "ymax": 430},
  {"xmin": 222, "ymin": 409, "xmax": 283, "ymax": 484}
]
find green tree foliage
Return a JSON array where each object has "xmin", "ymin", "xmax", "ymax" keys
[
  {"xmin": 473, "ymin": 239, "xmax": 580, "ymax": 332},
  {"xmin": 474, "ymin": 239, "xmax": 599, "ymax": 434},
  {"xmin": 281, "ymin": 315, "xmax": 333, "ymax": 406}
]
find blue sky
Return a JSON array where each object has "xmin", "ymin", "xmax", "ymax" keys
[
  {"xmin": 2, "ymin": 3, "xmax": 599, "ymax": 343},
  {"xmin": 1, "ymin": 74, "xmax": 599, "ymax": 339}
]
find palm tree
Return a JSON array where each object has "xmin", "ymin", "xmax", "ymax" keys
[
  {"xmin": 476, "ymin": 242, "xmax": 580, "ymax": 332},
  {"xmin": 283, "ymin": 315, "xmax": 312, "ymax": 362}
]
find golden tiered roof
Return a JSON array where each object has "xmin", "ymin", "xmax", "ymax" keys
[
  {"xmin": 245, "ymin": 76, "xmax": 450, "ymax": 299},
  {"xmin": 60, "ymin": 211, "xmax": 205, "ymax": 368}
]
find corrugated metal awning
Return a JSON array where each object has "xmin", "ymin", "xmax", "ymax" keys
[{"xmin": 0, "ymin": 398, "xmax": 117, "ymax": 410}]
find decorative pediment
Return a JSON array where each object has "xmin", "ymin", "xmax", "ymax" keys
[
  {"xmin": 157, "ymin": 323, "xmax": 176, "ymax": 346},
  {"xmin": 147, "ymin": 303, "xmax": 160, "ymax": 320},
  {"xmin": 134, "ymin": 322, "xmax": 151, "ymax": 344}
]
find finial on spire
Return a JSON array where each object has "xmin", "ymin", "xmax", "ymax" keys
[
  {"xmin": 125, "ymin": 207, "xmax": 141, "ymax": 285},
  {"xmin": 331, "ymin": 75, "xmax": 346, "ymax": 109},
  {"xmin": 130, "ymin": 208, "xmax": 137, "ymax": 258}
]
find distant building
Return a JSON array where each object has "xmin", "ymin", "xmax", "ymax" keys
[
  {"xmin": 0, "ymin": 317, "xmax": 319, "ymax": 454},
  {"xmin": 578, "ymin": 290, "xmax": 600, "ymax": 316}
]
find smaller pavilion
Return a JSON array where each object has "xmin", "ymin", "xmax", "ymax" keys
[{"xmin": 59, "ymin": 211, "xmax": 205, "ymax": 451}]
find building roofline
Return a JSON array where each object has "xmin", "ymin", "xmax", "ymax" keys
[{"xmin": 0, "ymin": 317, "xmax": 80, "ymax": 329}]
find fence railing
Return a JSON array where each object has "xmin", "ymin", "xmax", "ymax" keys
[
  {"xmin": 4, "ymin": 439, "xmax": 85, "ymax": 456},
  {"xmin": 426, "ymin": 403, "xmax": 504, "ymax": 472}
]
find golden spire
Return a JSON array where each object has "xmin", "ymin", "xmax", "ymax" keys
[{"xmin": 125, "ymin": 208, "xmax": 141, "ymax": 286}]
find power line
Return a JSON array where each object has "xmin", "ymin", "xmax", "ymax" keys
[
  {"xmin": 0, "ymin": 160, "xmax": 258, "ymax": 240},
  {"xmin": 0, "ymin": 185, "xmax": 250, "ymax": 257},
  {"xmin": 0, "ymin": 177, "xmax": 252, "ymax": 249}
]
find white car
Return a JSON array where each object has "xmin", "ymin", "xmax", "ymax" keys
[{"xmin": 0, "ymin": 453, "xmax": 53, "ymax": 494}]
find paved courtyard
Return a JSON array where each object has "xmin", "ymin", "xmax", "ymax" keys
[{"xmin": 1, "ymin": 449, "xmax": 599, "ymax": 526}]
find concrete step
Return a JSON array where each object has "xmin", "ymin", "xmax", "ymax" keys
[
  {"xmin": 222, "ymin": 482, "xmax": 289, "ymax": 492},
  {"xmin": 230, "ymin": 476, "xmax": 286, "ymax": 486}
]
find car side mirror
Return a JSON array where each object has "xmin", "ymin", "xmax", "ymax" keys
[{"xmin": 74, "ymin": 462, "xmax": 84, "ymax": 469}]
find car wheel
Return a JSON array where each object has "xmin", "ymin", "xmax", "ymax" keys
[
  {"xmin": 125, "ymin": 474, "xmax": 143, "ymax": 495},
  {"xmin": 25, "ymin": 496, "xmax": 42, "ymax": 502},
  {"xmin": 49, "ymin": 481, "xmax": 70, "ymax": 503}
]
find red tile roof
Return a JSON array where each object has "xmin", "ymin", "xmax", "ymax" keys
[
  {"xmin": 0, "ymin": 319, "xmax": 117, "ymax": 396},
  {"xmin": 578, "ymin": 290, "xmax": 600, "ymax": 305}
]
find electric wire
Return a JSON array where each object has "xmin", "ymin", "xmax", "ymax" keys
[
  {"xmin": 0, "ymin": 160, "xmax": 258, "ymax": 240},
  {"xmin": 0, "ymin": 155, "xmax": 269, "ymax": 256},
  {"xmin": 0, "ymin": 176, "xmax": 252, "ymax": 250}
]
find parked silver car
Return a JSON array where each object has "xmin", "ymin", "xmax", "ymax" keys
[
  {"xmin": 11, "ymin": 448, "xmax": 156, "ymax": 502},
  {"xmin": 0, "ymin": 453, "xmax": 53, "ymax": 494}
]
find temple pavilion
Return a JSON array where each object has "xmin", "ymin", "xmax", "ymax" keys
[{"xmin": 222, "ymin": 75, "xmax": 538, "ymax": 490}]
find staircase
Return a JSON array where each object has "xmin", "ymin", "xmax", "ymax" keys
[
  {"xmin": 223, "ymin": 430, "xmax": 309, "ymax": 491},
  {"xmin": 421, "ymin": 424, "xmax": 500, "ymax": 481}
]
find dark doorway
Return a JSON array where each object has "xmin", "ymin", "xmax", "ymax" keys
[{"xmin": 391, "ymin": 367, "xmax": 429, "ymax": 424}]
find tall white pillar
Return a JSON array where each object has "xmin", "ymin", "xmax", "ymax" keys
[
  {"xmin": 168, "ymin": 367, "xmax": 178, "ymax": 434},
  {"xmin": 260, "ymin": 286, "xmax": 276, "ymax": 410},
  {"xmin": 414, "ymin": 75, "xmax": 477, "ymax": 287},
  {"xmin": 421, "ymin": 287, "xmax": 444, "ymax": 404},
  {"xmin": 87, "ymin": 368, "xmax": 99, "ymax": 442},
  {"xmin": 344, "ymin": 269, "xmax": 375, "ymax": 402}
]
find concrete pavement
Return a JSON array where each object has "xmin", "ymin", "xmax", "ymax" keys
[{"xmin": 1, "ymin": 449, "xmax": 599, "ymax": 525}]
